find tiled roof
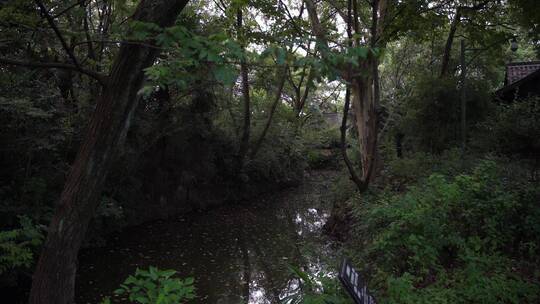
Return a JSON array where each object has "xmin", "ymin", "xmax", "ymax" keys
[{"xmin": 506, "ymin": 61, "xmax": 540, "ymax": 85}]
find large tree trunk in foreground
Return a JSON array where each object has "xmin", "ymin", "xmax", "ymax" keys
[
  {"xmin": 316, "ymin": 0, "xmax": 385, "ymax": 238},
  {"xmin": 340, "ymin": 0, "xmax": 369, "ymax": 192},
  {"xmin": 350, "ymin": 66, "xmax": 378, "ymax": 186},
  {"xmin": 346, "ymin": 0, "xmax": 385, "ymax": 190},
  {"xmin": 29, "ymin": 1, "xmax": 189, "ymax": 303},
  {"xmin": 327, "ymin": 59, "xmax": 379, "ymax": 239},
  {"xmin": 306, "ymin": 0, "xmax": 384, "ymax": 191}
]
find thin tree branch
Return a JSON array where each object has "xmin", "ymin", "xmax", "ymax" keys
[
  {"xmin": 73, "ymin": 39, "xmax": 163, "ymax": 50},
  {"xmin": 0, "ymin": 57, "xmax": 107, "ymax": 85},
  {"xmin": 250, "ymin": 66, "xmax": 287, "ymax": 159},
  {"xmin": 278, "ymin": 0, "xmax": 311, "ymax": 37},
  {"xmin": 297, "ymin": 67, "xmax": 315, "ymax": 116},
  {"xmin": 341, "ymin": 87, "xmax": 366, "ymax": 190},
  {"xmin": 317, "ymin": 82, "xmax": 342, "ymax": 106},
  {"xmin": 326, "ymin": 1, "xmax": 347, "ymax": 22},
  {"xmin": 35, "ymin": 0, "xmax": 81, "ymax": 69},
  {"xmin": 212, "ymin": 0, "xmax": 226, "ymax": 13},
  {"xmin": 51, "ymin": 0, "xmax": 88, "ymax": 19}
]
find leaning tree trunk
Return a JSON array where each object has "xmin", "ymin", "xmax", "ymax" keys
[{"xmin": 28, "ymin": 1, "xmax": 189, "ymax": 303}]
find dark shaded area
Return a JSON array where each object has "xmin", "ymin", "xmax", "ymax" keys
[{"xmin": 497, "ymin": 62, "xmax": 540, "ymax": 102}]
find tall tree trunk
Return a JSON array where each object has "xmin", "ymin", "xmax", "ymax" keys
[
  {"xmin": 306, "ymin": 0, "xmax": 385, "ymax": 190},
  {"xmin": 236, "ymin": 8, "xmax": 251, "ymax": 173},
  {"xmin": 28, "ymin": 1, "xmax": 189, "ymax": 303},
  {"xmin": 349, "ymin": 0, "xmax": 385, "ymax": 188},
  {"xmin": 341, "ymin": 0, "xmax": 366, "ymax": 191},
  {"xmin": 440, "ymin": 8, "xmax": 461, "ymax": 77},
  {"xmin": 321, "ymin": 0, "xmax": 385, "ymax": 238},
  {"xmin": 350, "ymin": 61, "xmax": 379, "ymax": 185}
]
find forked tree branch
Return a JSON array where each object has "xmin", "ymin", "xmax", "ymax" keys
[{"xmin": 35, "ymin": 0, "xmax": 81, "ymax": 69}]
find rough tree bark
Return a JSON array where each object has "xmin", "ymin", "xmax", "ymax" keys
[
  {"xmin": 350, "ymin": 68, "xmax": 378, "ymax": 185},
  {"xmin": 340, "ymin": 0, "xmax": 366, "ymax": 191},
  {"xmin": 306, "ymin": 0, "xmax": 386, "ymax": 238},
  {"xmin": 28, "ymin": 1, "xmax": 189, "ymax": 303},
  {"xmin": 350, "ymin": 0, "xmax": 386, "ymax": 185}
]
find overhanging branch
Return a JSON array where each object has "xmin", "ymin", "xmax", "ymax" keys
[
  {"xmin": 0, "ymin": 58, "xmax": 107, "ymax": 85},
  {"xmin": 35, "ymin": 0, "xmax": 81, "ymax": 70}
]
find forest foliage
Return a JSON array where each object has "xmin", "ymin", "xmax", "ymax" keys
[{"xmin": 1, "ymin": 0, "xmax": 540, "ymax": 303}]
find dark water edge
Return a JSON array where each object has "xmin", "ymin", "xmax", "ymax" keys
[{"xmin": 76, "ymin": 170, "xmax": 340, "ymax": 304}]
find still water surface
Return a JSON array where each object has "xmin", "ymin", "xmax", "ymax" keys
[{"xmin": 76, "ymin": 171, "xmax": 338, "ymax": 303}]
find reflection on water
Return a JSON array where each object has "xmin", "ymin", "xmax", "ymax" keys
[{"xmin": 76, "ymin": 171, "xmax": 337, "ymax": 304}]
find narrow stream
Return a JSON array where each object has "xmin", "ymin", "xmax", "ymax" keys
[{"xmin": 76, "ymin": 170, "xmax": 338, "ymax": 304}]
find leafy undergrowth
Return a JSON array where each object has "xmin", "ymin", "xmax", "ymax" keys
[
  {"xmin": 347, "ymin": 160, "xmax": 540, "ymax": 303},
  {"xmin": 285, "ymin": 265, "xmax": 352, "ymax": 304},
  {"xmin": 101, "ymin": 267, "xmax": 195, "ymax": 304},
  {"xmin": 0, "ymin": 216, "xmax": 43, "ymax": 292}
]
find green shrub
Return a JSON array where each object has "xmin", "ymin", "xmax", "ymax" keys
[
  {"xmin": 350, "ymin": 160, "xmax": 540, "ymax": 303},
  {"xmin": 476, "ymin": 97, "xmax": 540, "ymax": 167},
  {"xmin": 305, "ymin": 148, "xmax": 339, "ymax": 169},
  {"xmin": 283, "ymin": 265, "xmax": 352, "ymax": 304},
  {"xmin": 398, "ymin": 77, "xmax": 490, "ymax": 153},
  {"xmin": 247, "ymin": 119, "xmax": 306, "ymax": 184},
  {"xmin": 328, "ymin": 170, "xmax": 358, "ymax": 204},
  {"xmin": 102, "ymin": 266, "xmax": 195, "ymax": 304},
  {"xmin": 0, "ymin": 216, "xmax": 43, "ymax": 275}
]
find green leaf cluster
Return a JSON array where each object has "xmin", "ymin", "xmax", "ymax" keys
[
  {"xmin": 477, "ymin": 96, "xmax": 540, "ymax": 159},
  {"xmin": 140, "ymin": 25, "xmax": 246, "ymax": 91},
  {"xmin": 0, "ymin": 216, "xmax": 43, "ymax": 274},
  {"xmin": 105, "ymin": 266, "xmax": 195, "ymax": 304},
  {"xmin": 283, "ymin": 265, "xmax": 352, "ymax": 304}
]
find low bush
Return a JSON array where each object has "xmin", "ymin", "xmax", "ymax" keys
[
  {"xmin": 101, "ymin": 266, "xmax": 195, "ymax": 304},
  {"xmin": 349, "ymin": 160, "xmax": 540, "ymax": 303},
  {"xmin": 397, "ymin": 77, "xmax": 491, "ymax": 153},
  {"xmin": 0, "ymin": 216, "xmax": 43, "ymax": 290},
  {"xmin": 380, "ymin": 149, "xmax": 478, "ymax": 191},
  {"xmin": 474, "ymin": 97, "xmax": 540, "ymax": 179},
  {"xmin": 283, "ymin": 265, "xmax": 352, "ymax": 304}
]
